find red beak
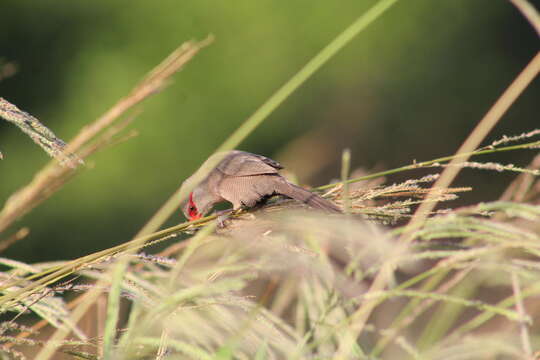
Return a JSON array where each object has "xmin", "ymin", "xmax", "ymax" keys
[{"xmin": 190, "ymin": 213, "xmax": 202, "ymax": 221}]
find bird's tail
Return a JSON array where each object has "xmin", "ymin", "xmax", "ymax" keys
[{"xmin": 277, "ymin": 181, "xmax": 341, "ymax": 213}]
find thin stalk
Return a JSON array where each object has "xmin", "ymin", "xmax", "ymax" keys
[
  {"xmin": 316, "ymin": 140, "xmax": 540, "ymax": 191},
  {"xmin": 341, "ymin": 149, "xmax": 352, "ymax": 214}
]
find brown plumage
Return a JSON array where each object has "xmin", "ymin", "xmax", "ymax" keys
[{"xmin": 181, "ymin": 151, "xmax": 341, "ymax": 220}]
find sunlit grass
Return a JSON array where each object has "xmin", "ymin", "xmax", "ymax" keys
[{"xmin": 0, "ymin": 0, "xmax": 539, "ymax": 358}]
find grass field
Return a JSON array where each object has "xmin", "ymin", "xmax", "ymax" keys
[{"xmin": 0, "ymin": 0, "xmax": 539, "ymax": 358}]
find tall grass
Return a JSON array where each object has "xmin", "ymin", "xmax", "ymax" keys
[{"xmin": 0, "ymin": 0, "xmax": 539, "ymax": 359}]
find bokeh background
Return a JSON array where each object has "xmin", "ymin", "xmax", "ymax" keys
[{"xmin": 1, "ymin": 1, "xmax": 538, "ymax": 262}]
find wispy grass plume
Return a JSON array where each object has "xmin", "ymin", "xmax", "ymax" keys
[{"xmin": 0, "ymin": 98, "xmax": 82, "ymax": 168}]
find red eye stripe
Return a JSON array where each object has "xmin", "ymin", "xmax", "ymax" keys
[{"xmin": 188, "ymin": 192, "xmax": 201, "ymax": 220}]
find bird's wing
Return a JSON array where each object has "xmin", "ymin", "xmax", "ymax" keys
[{"xmin": 217, "ymin": 151, "xmax": 283, "ymax": 176}]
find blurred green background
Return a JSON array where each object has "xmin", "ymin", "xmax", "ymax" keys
[{"xmin": 0, "ymin": 1, "xmax": 538, "ymax": 261}]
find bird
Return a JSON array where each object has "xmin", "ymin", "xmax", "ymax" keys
[{"xmin": 181, "ymin": 150, "xmax": 341, "ymax": 221}]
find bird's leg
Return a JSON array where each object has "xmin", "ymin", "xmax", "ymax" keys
[{"xmin": 214, "ymin": 208, "xmax": 236, "ymax": 228}]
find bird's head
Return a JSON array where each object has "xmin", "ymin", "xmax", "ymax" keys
[
  {"xmin": 181, "ymin": 192, "xmax": 201, "ymax": 221},
  {"xmin": 181, "ymin": 189, "xmax": 215, "ymax": 221}
]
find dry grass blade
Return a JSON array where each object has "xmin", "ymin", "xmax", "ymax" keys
[
  {"xmin": 322, "ymin": 173, "xmax": 471, "ymax": 223},
  {"xmin": 487, "ymin": 129, "xmax": 540, "ymax": 149},
  {"xmin": 0, "ymin": 38, "xmax": 212, "ymax": 236},
  {"xmin": 509, "ymin": 0, "xmax": 540, "ymax": 36},
  {"xmin": 452, "ymin": 161, "xmax": 539, "ymax": 175},
  {"xmin": 66, "ymin": 36, "xmax": 213, "ymax": 153},
  {"xmin": 0, "ymin": 98, "xmax": 82, "ymax": 168},
  {"xmin": 511, "ymin": 271, "xmax": 533, "ymax": 358}
]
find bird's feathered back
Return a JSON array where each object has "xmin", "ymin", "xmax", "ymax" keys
[{"xmin": 217, "ymin": 151, "xmax": 282, "ymax": 176}]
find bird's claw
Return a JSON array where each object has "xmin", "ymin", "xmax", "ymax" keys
[
  {"xmin": 214, "ymin": 209, "xmax": 234, "ymax": 228},
  {"xmin": 216, "ymin": 215, "xmax": 228, "ymax": 228}
]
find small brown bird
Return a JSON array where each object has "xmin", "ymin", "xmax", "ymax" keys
[{"xmin": 181, "ymin": 151, "xmax": 341, "ymax": 221}]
